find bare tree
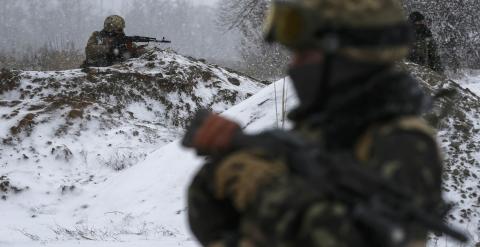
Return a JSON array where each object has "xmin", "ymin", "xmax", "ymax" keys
[
  {"xmin": 218, "ymin": 0, "xmax": 289, "ymax": 80},
  {"xmin": 0, "ymin": 0, "xmax": 242, "ymax": 70},
  {"xmin": 402, "ymin": 0, "xmax": 480, "ymax": 70}
]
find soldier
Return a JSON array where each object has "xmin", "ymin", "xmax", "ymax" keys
[
  {"xmin": 82, "ymin": 15, "xmax": 146, "ymax": 67},
  {"xmin": 407, "ymin": 11, "xmax": 444, "ymax": 73},
  {"xmin": 186, "ymin": 0, "xmax": 445, "ymax": 246}
]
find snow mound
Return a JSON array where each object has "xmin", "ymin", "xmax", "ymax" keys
[
  {"xmin": 3, "ymin": 59, "xmax": 480, "ymax": 246},
  {"xmin": 88, "ymin": 64, "xmax": 480, "ymax": 246},
  {"xmin": 79, "ymin": 64, "xmax": 480, "ymax": 246},
  {"xmin": 0, "ymin": 48, "xmax": 265, "ymax": 245},
  {"xmin": 0, "ymin": 69, "xmax": 291, "ymax": 245},
  {"xmin": 0, "ymin": 48, "xmax": 264, "ymax": 171}
]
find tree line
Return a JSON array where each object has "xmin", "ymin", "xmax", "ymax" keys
[
  {"xmin": 0, "ymin": 0, "xmax": 240, "ymax": 71},
  {"xmin": 218, "ymin": 0, "xmax": 480, "ymax": 79},
  {"xmin": 2, "ymin": 0, "xmax": 478, "ymax": 76}
]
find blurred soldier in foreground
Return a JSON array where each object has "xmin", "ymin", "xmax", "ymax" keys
[
  {"xmin": 184, "ymin": 0, "xmax": 463, "ymax": 246},
  {"xmin": 407, "ymin": 11, "xmax": 444, "ymax": 73}
]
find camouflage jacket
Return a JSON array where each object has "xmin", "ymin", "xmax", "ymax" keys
[
  {"xmin": 188, "ymin": 68, "xmax": 444, "ymax": 247},
  {"xmin": 407, "ymin": 23, "xmax": 444, "ymax": 73},
  {"xmin": 83, "ymin": 30, "xmax": 143, "ymax": 68}
]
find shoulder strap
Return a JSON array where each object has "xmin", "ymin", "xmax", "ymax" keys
[{"xmin": 355, "ymin": 116, "xmax": 435, "ymax": 162}]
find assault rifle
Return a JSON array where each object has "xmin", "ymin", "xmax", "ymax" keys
[
  {"xmin": 110, "ymin": 35, "xmax": 171, "ymax": 58},
  {"xmin": 182, "ymin": 110, "xmax": 468, "ymax": 246},
  {"xmin": 123, "ymin": 36, "xmax": 172, "ymax": 44}
]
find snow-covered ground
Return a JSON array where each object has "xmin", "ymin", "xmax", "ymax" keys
[
  {"xmin": 0, "ymin": 50, "xmax": 271, "ymax": 246},
  {"xmin": 0, "ymin": 51, "xmax": 295, "ymax": 246},
  {"xmin": 3, "ymin": 57, "xmax": 480, "ymax": 247},
  {"xmin": 459, "ymin": 71, "xmax": 480, "ymax": 96},
  {"xmin": 414, "ymin": 68, "xmax": 480, "ymax": 247}
]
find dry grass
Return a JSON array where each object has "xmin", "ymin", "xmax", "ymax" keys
[{"xmin": 0, "ymin": 43, "xmax": 84, "ymax": 71}]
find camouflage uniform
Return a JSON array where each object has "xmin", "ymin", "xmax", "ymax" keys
[
  {"xmin": 188, "ymin": 67, "xmax": 443, "ymax": 247},
  {"xmin": 83, "ymin": 15, "xmax": 144, "ymax": 67},
  {"xmin": 407, "ymin": 12, "xmax": 444, "ymax": 73},
  {"xmin": 187, "ymin": 1, "xmax": 444, "ymax": 246}
]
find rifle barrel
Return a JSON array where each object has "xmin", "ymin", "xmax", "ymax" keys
[{"xmin": 125, "ymin": 36, "xmax": 171, "ymax": 43}]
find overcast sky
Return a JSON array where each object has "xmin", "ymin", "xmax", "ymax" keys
[
  {"xmin": 102, "ymin": 0, "xmax": 219, "ymax": 10},
  {"xmin": 194, "ymin": 0, "xmax": 219, "ymax": 5},
  {"xmin": 0, "ymin": 0, "xmax": 241, "ymax": 63}
]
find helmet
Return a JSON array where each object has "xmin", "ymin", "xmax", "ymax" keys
[
  {"xmin": 264, "ymin": 0, "xmax": 412, "ymax": 62},
  {"xmin": 409, "ymin": 11, "xmax": 425, "ymax": 23},
  {"xmin": 104, "ymin": 15, "xmax": 125, "ymax": 33}
]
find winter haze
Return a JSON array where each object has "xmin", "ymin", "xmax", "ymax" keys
[
  {"xmin": 0, "ymin": 0, "xmax": 238, "ymax": 66},
  {"xmin": 2, "ymin": 0, "xmax": 480, "ymax": 246}
]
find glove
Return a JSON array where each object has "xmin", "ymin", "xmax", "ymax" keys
[
  {"xmin": 191, "ymin": 113, "xmax": 240, "ymax": 154},
  {"xmin": 187, "ymin": 113, "xmax": 244, "ymax": 246},
  {"xmin": 187, "ymin": 113, "xmax": 288, "ymax": 245},
  {"xmin": 214, "ymin": 150, "xmax": 287, "ymax": 211},
  {"xmin": 189, "ymin": 113, "xmax": 288, "ymax": 210}
]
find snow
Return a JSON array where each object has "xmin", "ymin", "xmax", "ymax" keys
[
  {"xmin": 3, "ymin": 59, "xmax": 480, "ymax": 246},
  {"xmin": 427, "ymin": 70, "xmax": 480, "ymax": 246},
  {"xmin": 0, "ymin": 53, "xmax": 293, "ymax": 246},
  {"xmin": 459, "ymin": 72, "xmax": 480, "ymax": 96}
]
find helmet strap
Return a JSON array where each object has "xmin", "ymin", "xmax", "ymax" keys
[{"xmin": 287, "ymin": 52, "xmax": 335, "ymax": 120}]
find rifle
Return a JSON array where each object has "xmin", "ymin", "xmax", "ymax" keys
[
  {"xmin": 182, "ymin": 110, "xmax": 468, "ymax": 246},
  {"xmin": 109, "ymin": 35, "xmax": 172, "ymax": 58},
  {"xmin": 123, "ymin": 36, "xmax": 172, "ymax": 44}
]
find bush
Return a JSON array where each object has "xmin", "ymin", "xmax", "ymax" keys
[{"xmin": 102, "ymin": 151, "xmax": 146, "ymax": 171}]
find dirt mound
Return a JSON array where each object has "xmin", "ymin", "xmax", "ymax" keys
[{"xmin": 0, "ymin": 48, "xmax": 264, "ymax": 171}]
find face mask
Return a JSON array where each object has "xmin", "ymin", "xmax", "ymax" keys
[{"xmin": 288, "ymin": 62, "xmax": 326, "ymax": 114}]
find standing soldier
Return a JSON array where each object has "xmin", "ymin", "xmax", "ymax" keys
[
  {"xmin": 186, "ymin": 0, "xmax": 451, "ymax": 246},
  {"xmin": 82, "ymin": 15, "xmax": 146, "ymax": 67},
  {"xmin": 407, "ymin": 11, "xmax": 444, "ymax": 73}
]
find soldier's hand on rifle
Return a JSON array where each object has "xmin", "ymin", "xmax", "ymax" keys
[
  {"xmin": 103, "ymin": 37, "xmax": 114, "ymax": 48},
  {"xmin": 103, "ymin": 37, "xmax": 120, "ymax": 56},
  {"xmin": 190, "ymin": 113, "xmax": 240, "ymax": 154},
  {"xmin": 185, "ymin": 110, "xmax": 289, "ymax": 212}
]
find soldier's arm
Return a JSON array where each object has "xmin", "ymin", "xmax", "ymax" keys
[
  {"xmin": 188, "ymin": 160, "xmax": 241, "ymax": 246},
  {"xmin": 187, "ymin": 147, "xmax": 367, "ymax": 246},
  {"xmin": 186, "ymin": 114, "xmax": 444, "ymax": 246},
  {"xmin": 366, "ymin": 121, "xmax": 443, "ymax": 207},
  {"xmin": 188, "ymin": 150, "xmax": 289, "ymax": 246},
  {"xmin": 231, "ymin": 125, "xmax": 443, "ymax": 246},
  {"xmin": 85, "ymin": 31, "xmax": 111, "ymax": 59},
  {"xmin": 246, "ymin": 129, "xmax": 442, "ymax": 246}
]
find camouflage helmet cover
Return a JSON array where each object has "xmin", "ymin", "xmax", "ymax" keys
[
  {"xmin": 265, "ymin": 0, "xmax": 411, "ymax": 62},
  {"xmin": 104, "ymin": 15, "xmax": 125, "ymax": 32},
  {"xmin": 301, "ymin": 0, "xmax": 405, "ymax": 29}
]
